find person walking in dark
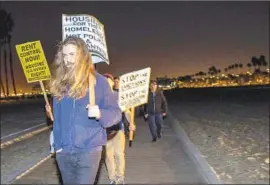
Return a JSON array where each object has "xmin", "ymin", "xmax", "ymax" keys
[
  {"xmin": 144, "ymin": 80, "xmax": 168, "ymax": 142},
  {"xmin": 46, "ymin": 36, "xmax": 122, "ymax": 184}
]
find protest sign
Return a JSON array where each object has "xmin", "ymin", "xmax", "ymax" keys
[
  {"xmin": 62, "ymin": 14, "xmax": 109, "ymax": 64},
  {"xmin": 119, "ymin": 67, "xmax": 151, "ymax": 111},
  {"xmin": 118, "ymin": 67, "xmax": 151, "ymax": 147},
  {"xmin": 15, "ymin": 40, "xmax": 51, "ymax": 83},
  {"xmin": 16, "ymin": 40, "xmax": 53, "ymax": 120}
]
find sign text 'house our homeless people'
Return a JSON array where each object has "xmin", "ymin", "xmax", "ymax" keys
[
  {"xmin": 119, "ymin": 67, "xmax": 151, "ymax": 111},
  {"xmin": 16, "ymin": 41, "xmax": 51, "ymax": 83},
  {"xmin": 62, "ymin": 14, "xmax": 109, "ymax": 64}
]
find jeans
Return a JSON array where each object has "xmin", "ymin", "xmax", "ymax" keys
[
  {"xmin": 56, "ymin": 150, "xmax": 101, "ymax": 184},
  {"xmin": 148, "ymin": 113, "xmax": 163, "ymax": 139},
  {"xmin": 105, "ymin": 130, "xmax": 125, "ymax": 182}
]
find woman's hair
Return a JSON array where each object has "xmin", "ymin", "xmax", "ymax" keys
[{"xmin": 49, "ymin": 36, "xmax": 95, "ymax": 100}]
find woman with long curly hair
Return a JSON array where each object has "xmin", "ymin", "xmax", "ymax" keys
[{"xmin": 46, "ymin": 36, "xmax": 121, "ymax": 184}]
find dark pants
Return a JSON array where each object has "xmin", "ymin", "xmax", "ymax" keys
[
  {"xmin": 56, "ymin": 150, "xmax": 101, "ymax": 184},
  {"xmin": 148, "ymin": 113, "xmax": 163, "ymax": 139}
]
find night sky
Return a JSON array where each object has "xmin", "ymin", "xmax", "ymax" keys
[{"xmin": 1, "ymin": 1, "xmax": 269, "ymax": 93}]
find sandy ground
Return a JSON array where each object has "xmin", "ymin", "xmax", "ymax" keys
[{"xmin": 169, "ymin": 101, "xmax": 269, "ymax": 184}]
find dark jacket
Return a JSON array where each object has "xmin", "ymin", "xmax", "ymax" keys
[{"xmin": 144, "ymin": 89, "xmax": 168, "ymax": 115}]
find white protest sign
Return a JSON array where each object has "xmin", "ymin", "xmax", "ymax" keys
[
  {"xmin": 62, "ymin": 14, "xmax": 109, "ymax": 64},
  {"xmin": 119, "ymin": 67, "xmax": 151, "ymax": 111}
]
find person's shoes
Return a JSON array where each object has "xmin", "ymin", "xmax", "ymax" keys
[
  {"xmin": 157, "ymin": 133, "xmax": 162, "ymax": 140},
  {"xmin": 50, "ymin": 152, "xmax": 56, "ymax": 158},
  {"xmin": 115, "ymin": 177, "xmax": 125, "ymax": 184},
  {"xmin": 152, "ymin": 138, "xmax": 157, "ymax": 142},
  {"xmin": 110, "ymin": 180, "xmax": 116, "ymax": 184}
]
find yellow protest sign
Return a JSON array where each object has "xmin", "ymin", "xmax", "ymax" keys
[{"xmin": 16, "ymin": 41, "xmax": 51, "ymax": 83}]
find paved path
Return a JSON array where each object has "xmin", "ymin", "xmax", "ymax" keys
[{"xmin": 12, "ymin": 117, "xmax": 206, "ymax": 184}]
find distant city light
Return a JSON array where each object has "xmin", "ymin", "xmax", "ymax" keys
[{"xmin": 155, "ymin": 70, "xmax": 269, "ymax": 91}]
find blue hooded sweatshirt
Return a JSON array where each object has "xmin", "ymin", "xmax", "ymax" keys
[{"xmin": 52, "ymin": 72, "xmax": 122, "ymax": 153}]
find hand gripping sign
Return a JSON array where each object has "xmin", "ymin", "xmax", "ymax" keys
[
  {"xmin": 16, "ymin": 40, "xmax": 54, "ymax": 120},
  {"xmin": 118, "ymin": 67, "xmax": 151, "ymax": 147}
]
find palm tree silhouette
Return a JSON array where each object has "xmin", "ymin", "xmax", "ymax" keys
[
  {"xmin": 247, "ymin": 63, "xmax": 252, "ymax": 72},
  {"xmin": 234, "ymin": 64, "xmax": 239, "ymax": 75},
  {"xmin": 224, "ymin": 68, "xmax": 228, "ymax": 74},
  {"xmin": 7, "ymin": 25, "xmax": 16, "ymax": 95},
  {"xmin": 0, "ymin": 7, "xmax": 8, "ymax": 97},
  {"xmin": 0, "ymin": 6, "xmax": 16, "ymax": 97},
  {"xmin": 209, "ymin": 66, "xmax": 218, "ymax": 77},
  {"xmin": 228, "ymin": 65, "xmax": 232, "ymax": 74},
  {"xmin": 0, "ymin": 39, "xmax": 6, "ymax": 97},
  {"xmin": 238, "ymin": 63, "xmax": 243, "ymax": 74},
  {"xmin": 251, "ymin": 56, "xmax": 258, "ymax": 72},
  {"xmin": 3, "ymin": 38, "xmax": 9, "ymax": 96},
  {"xmin": 231, "ymin": 65, "xmax": 235, "ymax": 75},
  {"xmin": 258, "ymin": 55, "xmax": 267, "ymax": 72}
]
